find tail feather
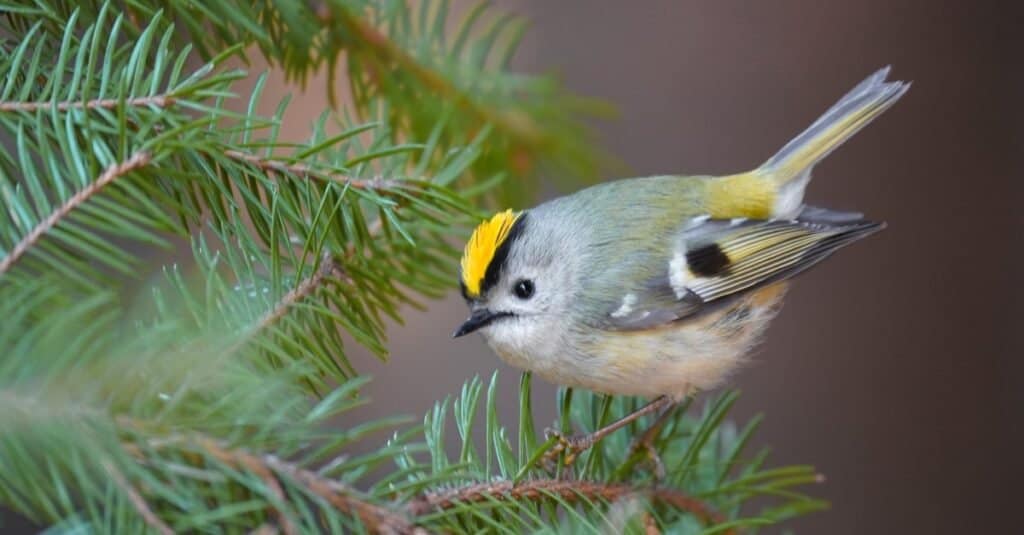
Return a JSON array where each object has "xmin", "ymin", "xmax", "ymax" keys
[{"xmin": 760, "ymin": 66, "xmax": 910, "ymax": 217}]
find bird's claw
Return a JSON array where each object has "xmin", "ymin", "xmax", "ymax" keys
[
  {"xmin": 540, "ymin": 428, "xmax": 593, "ymax": 474},
  {"xmin": 628, "ymin": 436, "xmax": 667, "ymax": 482}
]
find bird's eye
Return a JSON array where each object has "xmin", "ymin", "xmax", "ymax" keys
[{"xmin": 513, "ymin": 279, "xmax": 535, "ymax": 300}]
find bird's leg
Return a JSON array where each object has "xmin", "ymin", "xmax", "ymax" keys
[
  {"xmin": 626, "ymin": 401, "xmax": 678, "ymax": 482},
  {"xmin": 542, "ymin": 395, "xmax": 673, "ymax": 469}
]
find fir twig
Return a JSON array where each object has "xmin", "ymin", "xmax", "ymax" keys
[
  {"xmin": 0, "ymin": 95, "xmax": 175, "ymax": 112},
  {"xmin": 642, "ymin": 511, "xmax": 661, "ymax": 535},
  {"xmin": 247, "ymin": 253, "xmax": 345, "ymax": 338},
  {"xmin": 0, "ymin": 151, "xmax": 152, "ymax": 276},
  {"xmin": 124, "ymin": 430, "xmax": 422, "ymax": 535},
  {"xmin": 323, "ymin": 7, "xmax": 545, "ymax": 150},
  {"xmin": 406, "ymin": 479, "xmax": 732, "ymax": 533},
  {"xmin": 194, "ymin": 438, "xmax": 420, "ymax": 535},
  {"xmin": 102, "ymin": 461, "xmax": 175, "ymax": 535},
  {"xmin": 233, "ymin": 453, "xmax": 299, "ymax": 535},
  {"xmin": 224, "ymin": 149, "xmax": 404, "ymax": 191}
]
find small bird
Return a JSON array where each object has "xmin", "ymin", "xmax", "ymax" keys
[{"xmin": 453, "ymin": 67, "xmax": 908, "ymax": 457}]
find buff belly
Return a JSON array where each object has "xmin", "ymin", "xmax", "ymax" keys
[{"xmin": 504, "ymin": 283, "xmax": 789, "ymax": 399}]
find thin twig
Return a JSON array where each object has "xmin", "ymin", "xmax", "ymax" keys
[
  {"xmin": 102, "ymin": 460, "xmax": 175, "ymax": 535},
  {"xmin": 224, "ymin": 149, "xmax": 402, "ymax": 191},
  {"xmin": 221, "ymin": 254, "xmax": 352, "ymax": 377},
  {"xmin": 118, "ymin": 418, "xmax": 418, "ymax": 533},
  {"xmin": 407, "ymin": 479, "xmax": 732, "ymax": 534},
  {"xmin": 119, "ymin": 423, "xmax": 424, "ymax": 534},
  {"xmin": 185, "ymin": 436, "xmax": 422, "ymax": 535},
  {"xmin": 0, "ymin": 150, "xmax": 152, "ymax": 276},
  {"xmin": 249, "ymin": 253, "xmax": 346, "ymax": 337},
  {"xmin": 0, "ymin": 95, "xmax": 175, "ymax": 113},
  {"xmin": 225, "ymin": 222, "xmax": 381, "ymax": 366},
  {"xmin": 233, "ymin": 452, "xmax": 299, "ymax": 535},
  {"xmin": 642, "ymin": 511, "xmax": 661, "ymax": 535},
  {"xmin": 233, "ymin": 210, "xmax": 391, "ymax": 351},
  {"xmin": 319, "ymin": 6, "xmax": 546, "ymax": 150}
]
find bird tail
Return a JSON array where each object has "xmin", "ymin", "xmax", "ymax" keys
[{"xmin": 756, "ymin": 67, "xmax": 909, "ymax": 217}]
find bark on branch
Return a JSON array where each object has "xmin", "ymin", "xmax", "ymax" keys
[
  {"xmin": 0, "ymin": 95, "xmax": 175, "ymax": 113},
  {"xmin": 407, "ymin": 479, "xmax": 733, "ymax": 534},
  {"xmin": 0, "ymin": 151, "xmax": 152, "ymax": 276},
  {"xmin": 122, "ymin": 427, "xmax": 424, "ymax": 535},
  {"xmin": 224, "ymin": 150, "xmax": 402, "ymax": 191}
]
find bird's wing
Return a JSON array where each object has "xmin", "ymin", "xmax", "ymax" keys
[{"xmin": 599, "ymin": 207, "xmax": 882, "ymax": 331}]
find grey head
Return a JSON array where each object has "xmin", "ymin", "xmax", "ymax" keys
[{"xmin": 452, "ymin": 205, "xmax": 586, "ymax": 362}]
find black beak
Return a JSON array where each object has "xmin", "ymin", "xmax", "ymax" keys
[{"xmin": 452, "ymin": 309, "xmax": 512, "ymax": 338}]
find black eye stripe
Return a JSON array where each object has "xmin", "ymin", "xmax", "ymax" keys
[{"xmin": 479, "ymin": 212, "xmax": 529, "ymax": 295}]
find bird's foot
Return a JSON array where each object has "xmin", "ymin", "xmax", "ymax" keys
[
  {"xmin": 539, "ymin": 428, "xmax": 598, "ymax": 476},
  {"xmin": 627, "ymin": 433, "xmax": 667, "ymax": 482},
  {"xmin": 537, "ymin": 396, "xmax": 675, "ymax": 478}
]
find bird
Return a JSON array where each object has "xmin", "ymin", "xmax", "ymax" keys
[{"xmin": 452, "ymin": 67, "xmax": 909, "ymax": 463}]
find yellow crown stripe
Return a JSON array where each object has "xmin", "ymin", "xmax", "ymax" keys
[{"xmin": 461, "ymin": 209, "xmax": 521, "ymax": 297}]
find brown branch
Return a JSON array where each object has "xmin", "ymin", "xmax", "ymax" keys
[
  {"xmin": 190, "ymin": 439, "xmax": 296, "ymax": 535},
  {"xmin": 250, "ymin": 253, "xmax": 345, "ymax": 337},
  {"xmin": 102, "ymin": 460, "xmax": 175, "ymax": 535},
  {"xmin": 224, "ymin": 149, "xmax": 402, "ymax": 191},
  {"xmin": 174, "ymin": 434, "xmax": 422, "ymax": 535},
  {"xmin": 118, "ymin": 419, "xmax": 424, "ymax": 534},
  {"xmin": 234, "ymin": 453, "xmax": 299, "ymax": 535},
  {"xmin": 233, "ymin": 212, "xmax": 391, "ymax": 350},
  {"xmin": 225, "ymin": 225, "xmax": 382, "ymax": 366},
  {"xmin": 0, "ymin": 150, "xmax": 152, "ymax": 277},
  {"xmin": 407, "ymin": 479, "xmax": 733, "ymax": 534},
  {"xmin": 0, "ymin": 95, "xmax": 175, "ymax": 113},
  {"xmin": 215, "ymin": 255, "xmax": 346, "ymax": 378},
  {"xmin": 319, "ymin": 6, "xmax": 547, "ymax": 149},
  {"xmin": 642, "ymin": 511, "xmax": 661, "ymax": 535}
]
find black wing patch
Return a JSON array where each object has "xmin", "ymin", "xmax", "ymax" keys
[
  {"xmin": 682, "ymin": 216, "xmax": 882, "ymax": 303},
  {"xmin": 602, "ymin": 206, "xmax": 884, "ymax": 331},
  {"xmin": 685, "ymin": 243, "xmax": 730, "ymax": 276}
]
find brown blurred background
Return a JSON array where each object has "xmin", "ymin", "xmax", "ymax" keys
[{"xmin": 339, "ymin": 1, "xmax": 1021, "ymax": 533}]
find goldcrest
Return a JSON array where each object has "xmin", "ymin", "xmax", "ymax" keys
[{"xmin": 454, "ymin": 67, "xmax": 908, "ymax": 401}]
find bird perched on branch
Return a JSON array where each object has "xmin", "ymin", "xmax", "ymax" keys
[{"xmin": 453, "ymin": 67, "xmax": 909, "ymax": 465}]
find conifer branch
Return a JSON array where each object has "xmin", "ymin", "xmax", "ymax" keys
[
  {"xmin": 0, "ymin": 150, "xmax": 152, "ymax": 277},
  {"xmin": 256, "ymin": 453, "xmax": 423, "ymax": 535},
  {"xmin": 249, "ymin": 254, "xmax": 345, "ymax": 338},
  {"xmin": 0, "ymin": 95, "xmax": 176, "ymax": 113},
  {"xmin": 224, "ymin": 150, "xmax": 403, "ymax": 191},
  {"xmin": 188, "ymin": 436, "xmax": 419, "ymax": 532},
  {"xmin": 134, "ymin": 433, "xmax": 423, "ymax": 535},
  {"xmin": 324, "ymin": 7, "xmax": 546, "ymax": 149},
  {"xmin": 641, "ymin": 512, "xmax": 661, "ymax": 535},
  {"xmin": 102, "ymin": 461, "xmax": 175, "ymax": 535},
  {"xmin": 235, "ymin": 454, "xmax": 299, "ymax": 535},
  {"xmin": 406, "ymin": 479, "xmax": 732, "ymax": 534}
]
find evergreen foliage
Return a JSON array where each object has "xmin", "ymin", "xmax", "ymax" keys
[{"xmin": 0, "ymin": 2, "xmax": 824, "ymax": 532}]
